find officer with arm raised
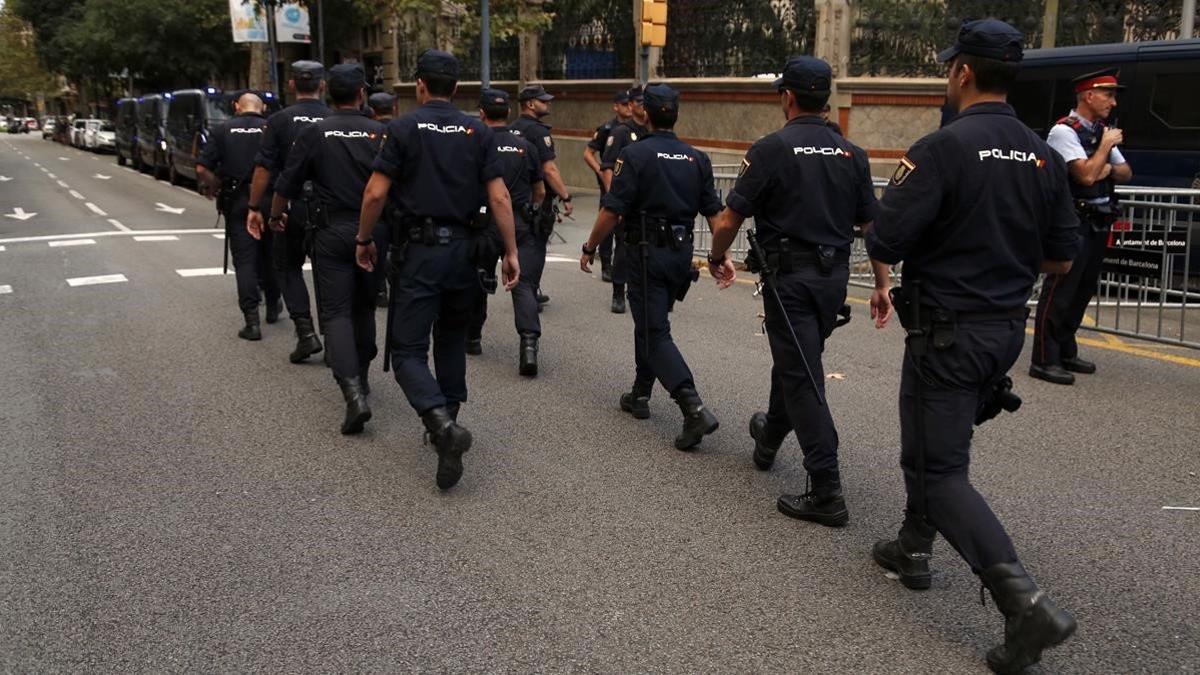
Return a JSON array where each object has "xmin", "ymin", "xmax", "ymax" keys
[
  {"xmin": 579, "ymin": 84, "xmax": 723, "ymax": 451},
  {"xmin": 1030, "ymin": 67, "xmax": 1133, "ymax": 385},
  {"xmin": 864, "ymin": 21, "xmax": 1080, "ymax": 672},
  {"xmin": 355, "ymin": 50, "xmax": 520, "ymax": 490},
  {"xmin": 246, "ymin": 60, "xmax": 330, "ymax": 365},
  {"xmin": 269, "ymin": 64, "xmax": 385, "ymax": 435},
  {"xmin": 706, "ymin": 56, "xmax": 881, "ymax": 528},
  {"xmin": 196, "ymin": 91, "xmax": 280, "ymax": 341},
  {"xmin": 598, "ymin": 86, "xmax": 650, "ymax": 314}
]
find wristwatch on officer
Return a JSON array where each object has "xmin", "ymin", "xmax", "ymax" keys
[
  {"xmin": 267, "ymin": 214, "xmax": 283, "ymax": 227},
  {"xmin": 581, "ymin": 242, "xmax": 596, "ymax": 257},
  {"xmin": 707, "ymin": 252, "xmax": 726, "ymax": 266},
  {"xmin": 356, "ymin": 238, "xmax": 373, "ymax": 247},
  {"xmin": 562, "ymin": 194, "xmax": 572, "ymax": 203},
  {"xmin": 247, "ymin": 205, "xmax": 261, "ymax": 213}
]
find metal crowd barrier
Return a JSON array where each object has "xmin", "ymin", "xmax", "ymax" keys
[{"xmin": 692, "ymin": 177, "xmax": 1200, "ymax": 350}]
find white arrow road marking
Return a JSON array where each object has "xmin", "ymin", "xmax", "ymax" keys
[
  {"xmin": 0, "ymin": 175, "xmax": 12, "ymax": 182},
  {"xmin": 107, "ymin": 219, "xmax": 130, "ymax": 232},
  {"xmin": 0, "ymin": 285, "xmax": 11, "ymax": 295},
  {"xmin": 134, "ymin": 235, "xmax": 178, "ymax": 242},
  {"xmin": 49, "ymin": 239, "xmax": 96, "ymax": 247},
  {"xmin": 67, "ymin": 274, "xmax": 127, "ymax": 287},
  {"xmin": 69, "ymin": 190, "xmax": 85, "ymax": 200},
  {"xmin": 85, "ymin": 202, "xmax": 107, "ymax": 216},
  {"xmin": 155, "ymin": 203, "xmax": 186, "ymax": 214},
  {"xmin": 93, "ymin": 173, "xmax": 111, "ymax": 180},
  {"xmin": 212, "ymin": 233, "xmax": 225, "ymax": 239},
  {"xmin": 176, "ymin": 268, "xmax": 225, "ymax": 277},
  {"xmin": 4, "ymin": 208, "xmax": 36, "ymax": 221}
]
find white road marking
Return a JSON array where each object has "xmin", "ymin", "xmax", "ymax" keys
[
  {"xmin": 134, "ymin": 235, "xmax": 179, "ymax": 242},
  {"xmin": 93, "ymin": 173, "xmax": 111, "ymax": 180},
  {"xmin": 0, "ymin": 175, "xmax": 12, "ymax": 182},
  {"xmin": 58, "ymin": 157, "xmax": 69, "ymax": 161},
  {"xmin": 85, "ymin": 202, "xmax": 107, "ymax": 216},
  {"xmin": 122, "ymin": 167, "xmax": 136, "ymax": 173},
  {"xmin": 545, "ymin": 254, "xmax": 580, "ymax": 263},
  {"xmin": 302, "ymin": 262, "xmax": 312, "ymax": 271},
  {"xmin": 212, "ymin": 233, "xmax": 225, "ymax": 239},
  {"xmin": 176, "ymin": 267, "xmax": 226, "ymax": 277},
  {"xmin": 68, "ymin": 190, "xmax": 85, "ymax": 200},
  {"xmin": 56, "ymin": 180, "xmax": 69, "ymax": 188},
  {"xmin": 39, "ymin": 167, "xmax": 48, "ymax": 173},
  {"xmin": 47, "ymin": 172, "xmax": 56, "ymax": 178},
  {"xmin": 1162, "ymin": 506, "xmax": 1200, "ymax": 511},
  {"xmin": 0, "ymin": 285, "xmax": 11, "ymax": 295},
  {"xmin": 107, "ymin": 219, "xmax": 131, "ymax": 232},
  {"xmin": 0, "ymin": 245, "xmax": 6, "ymax": 251},
  {"xmin": 67, "ymin": 274, "xmax": 127, "ymax": 287},
  {"xmin": 0, "ymin": 228, "xmax": 223, "ymax": 244},
  {"xmin": 4, "ymin": 208, "xmax": 36, "ymax": 221},
  {"xmin": 49, "ymin": 239, "xmax": 96, "ymax": 247},
  {"xmin": 154, "ymin": 202, "xmax": 186, "ymax": 215}
]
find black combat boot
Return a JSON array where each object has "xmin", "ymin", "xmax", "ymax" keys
[
  {"xmin": 338, "ymin": 376, "xmax": 372, "ymax": 435},
  {"xmin": 672, "ymin": 386, "xmax": 719, "ymax": 451},
  {"xmin": 777, "ymin": 473, "xmax": 849, "ymax": 527},
  {"xmin": 519, "ymin": 333, "xmax": 538, "ymax": 377},
  {"xmin": 611, "ymin": 285, "xmax": 626, "ymax": 314},
  {"xmin": 748, "ymin": 411, "xmax": 785, "ymax": 471},
  {"xmin": 872, "ymin": 515, "xmax": 936, "ymax": 590},
  {"xmin": 466, "ymin": 338, "xmax": 483, "ymax": 356},
  {"xmin": 421, "ymin": 407, "xmax": 472, "ymax": 489},
  {"xmin": 619, "ymin": 381, "xmax": 652, "ymax": 420},
  {"xmin": 981, "ymin": 562, "xmax": 1077, "ymax": 674},
  {"xmin": 238, "ymin": 311, "xmax": 262, "ymax": 341},
  {"xmin": 288, "ymin": 316, "xmax": 323, "ymax": 363},
  {"xmin": 358, "ymin": 365, "xmax": 371, "ymax": 396},
  {"xmin": 537, "ymin": 289, "xmax": 550, "ymax": 306},
  {"xmin": 265, "ymin": 297, "xmax": 282, "ymax": 324},
  {"xmin": 600, "ymin": 259, "xmax": 613, "ymax": 283}
]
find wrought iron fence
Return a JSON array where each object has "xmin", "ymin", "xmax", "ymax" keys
[
  {"xmin": 539, "ymin": 0, "xmax": 635, "ymax": 80},
  {"xmin": 459, "ymin": 35, "xmax": 522, "ymax": 82},
  {"xmin": 659, "ymin": 0, "xmax": 816, "ymax": 78}
]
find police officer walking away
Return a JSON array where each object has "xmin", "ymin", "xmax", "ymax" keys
[
  {"xmin": 247, "ymin": 60, "xmax": 330, "ymax": 364},
  {"xmin": 197, "ymin": 91, "xmax": 281, "ymax": 341},
  {"xmin": 705, "ymin": 56, "xmax": 880, "ymax": 528},
  {"xmin": 355, "ymin": 50, "xmax": 520, "ymax": 490},
  {"xmin": 268, "ymin": 64, "xmax": 384, "ymax": 435},
  {"xmin": 864, "ymin": 21, "xmax": 1080, "ymax": 672},
  {"xmin": 510, "ymin": 85, "xmax": 574, "ymax": 310},
  {"xmin": 1030, "ymin": 68, "xmax": 1133, "ymax": 385},
  {"xmin": 367, "ymin": 91, "xmax": 397, "ymax": 309},
  {"xmin": 467, "ymin": 88, "xmax": 546, "ymax": 375},
  {"xmin": 584, "ymin": 90, "xmax": 632, "ymax": 282},
  {"xmin": 579, "ymin": 84, "xmax": 723, "ymax": 451},
  {"xmin": 599, "ymin": 86, "xmax": 650, "ymax": 313}
]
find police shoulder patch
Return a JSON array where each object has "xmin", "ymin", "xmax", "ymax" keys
[
  {"xmin": 630, "ymin": 132, "xmax": 638, "ymax": 141},
  {"xmin": 614, "ymin": 158, "xmax": 624, "ymax": 176},
  {"xmin": 543, "ymin": 136, "xmax": 552, "ymax": 147},
  {"xmin": 891, "ymin": 156, "xmax": 917, "ymax": 186},
  {"xmin": 738, "ymin": 158, "xmax": 751, "ymax": 177},
  {"xmin": 606, "ymin": 136, "xmax": 614, "ymax": 147}
]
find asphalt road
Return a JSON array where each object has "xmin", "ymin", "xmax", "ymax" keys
[{"xmin": 2, "ymin": 133, "xmax": 1198, "ymax": 672}]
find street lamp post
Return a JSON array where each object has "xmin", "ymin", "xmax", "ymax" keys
[
  {"xmin": 266, "ymin": 0, "xmax": 280, "ymax": 97},
  {"xmin": 481, "ymin": 0, "xmax": 491, "ymax": 88}
]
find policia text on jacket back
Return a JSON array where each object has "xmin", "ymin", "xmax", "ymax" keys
[
  {"xmin": 355, "ymin": 50, "xmax": 520, "ymax": 492},
  {"xmin": 268, "ymin": 64, "xmax": 385, "ymax": 437},
  {"xmin": 865, "ymin": 20, "xmax": 1080, "ymax": 673}
]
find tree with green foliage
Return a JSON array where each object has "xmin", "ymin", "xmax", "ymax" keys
[{"xmin": 0, "ymin": 7, "xmax": 61, "ymax": 103}]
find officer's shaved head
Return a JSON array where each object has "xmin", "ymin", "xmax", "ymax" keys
[{"xmin": 236, "ymin": 92, "xmax": 264, "ymax": 114}]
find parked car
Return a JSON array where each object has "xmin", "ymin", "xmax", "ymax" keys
[
  {"xmin": 114, "ymin": 98, "xmax": 138, "ymax": 167},
  {"xmin": 166, "ymin": 87, "xmax": 229, "ymax": 184},
  {"xmin": 23, "ymin": 118, "xmax": 38, "ymax": 132},
  {"xmin": 71, "ymin": 118, "xmax": 90, "ymax": 146},
  {"xmin": 84, "ymin": 120, "xmax": 116, "ymax": 152},
  {"xmin": 6, "ymin": 117, "xmax": 29, "ymax": 133},
  {"xmin": 1011, "ymin": 37, "xmax": 1200, "ymax": 189},
  {"xmin": 41, "ymin": 118, "xmax": 57, "ymax": 139},
  {"xmin": 135, "ymin": 94, "xmax": 171, "ymax": 179}
]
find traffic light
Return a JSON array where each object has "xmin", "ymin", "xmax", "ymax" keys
[{"xmin": 641, "ymin": 0, "xmax": 667, "ymax": 47}]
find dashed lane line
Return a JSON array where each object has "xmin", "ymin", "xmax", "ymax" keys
[
  {"xmin": 47, "ymin": 172, "xmax": 56, "ymax": 179},
  {"xmin": 85, "ymin": 202, "xmax": 107, "ymax": 216},
  {"xmin": 176, "ymin": 268, "xmax": 226, "ymax": 277},
  {"xmin": 68, "ymin": 190, "xmax": 86, "ymax": 200},
  {"xmin": 134, "ymin": 235, "xmax": 179, "ymax": 242},
  {"xmin": 55, "ymin": 180, "xmax": 68, "ymax": 188},
  {"xmin": 1162, "ymin": 506, "xmax": 1200, "ymax": 512},
  {"xmin": 0, "ymin": 245, "xmax": 5, "ymax": 252},
  {"xmin": 212, "ymin": 233, "xmax": 225, "ymax": 239},
  {"xmin": 66, "ymin": 274, "xmax": 127, "ymax": 287},
  {"xmin": 49, "ymin": 239, "xmax": 96, "ymax": 248},
  {"xmin": 0, "ymin": 229, "xmax": 220, "ymax": 244},
  {"xmin": 107, "ymin": 219, "xmax": 131, "ymax": 232},
  {"xmin": 0, "ymin": 285, "xmax": 11, "ymax": 295}
]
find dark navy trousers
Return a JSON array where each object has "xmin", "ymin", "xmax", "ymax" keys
[
  {"xmin": 312, "ymin": 219, "xmax": 378, "ymax": 380},
  {"xmin": 469, "ymin": 227, "xmax": 547, "ymax": 340},
  {"xmin": 900, "ymin": 319, "xmax": 1023, "ymax": 573},
  {"xmin": 225, "ymin": 191, "xmax": 280, "ymax": 315},
  {"xmin": 272, "ymin": 200, "xmax": 313, "ymax": 322},
  {"xmin": 759, "ymin": 263, "xmax": 848, "ymax": 480},
  {"xmin": 625, "ymin": 238, "xmax": 694, "ymax": 394},
  {"xmin": 389, "ymin": 239, "xmax": 477, "ymax": 414}
]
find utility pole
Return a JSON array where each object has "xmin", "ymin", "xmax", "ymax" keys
[
  {"xmin": 317, "ymin": 0, "xmax": 325, "ymax": 65},
  {"xmin": 266, "ymin": 0, "xmax": 280, "ymax": 97},
  {"xmin": 1183, "ymin": 0, "xmax": 1196, "ymax": 39},
  {"xmin": 1041, "ymin": 0, "xmax": 1059, "ymax": 49},
  {"xmin": 481, "ymin": 0, "xmax": 491, "ymax": 87}
]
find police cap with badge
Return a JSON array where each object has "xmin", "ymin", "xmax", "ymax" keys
[
  {"xmin": 936, "ymin": 18, "xmax": 1024, "ymax": 63},
  {"xmin": 414, "ymin": 49, "xmax": 459, "ymax": 80},
  {"xmin": 642, "ymin": 83, "xmax": 680, "ymax": 114},
  {"xmin": 773, "ymin": 56, "xmax": 832, "ymax": 94},
  {"xmin": 518, "ymin": 85, "xmax": 554, "ymax": 102},
  {"xmin": 327, "ymin": 63, "xmax": 366, "ymax": 98},
  {"xmin": 368, "ymin": 92, "xmax": 395, "ymax": 115},
  {"xmin": 613, "ymin": 90, "xmax": 631, "ymax": 104},
  {"xmin": 291, "ymin": 60, "xmax": 325, "ymax": 82},
  {"xmin": 1071, "ymin": 67, "xmax": 1125, "ymax": 94}
]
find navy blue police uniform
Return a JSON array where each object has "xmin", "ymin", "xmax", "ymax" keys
[
  {"xmin": 726, "ymin": 56, "xmax": 878, "ymax": 526},
  {"xmin": 372, "ymin": 52, "xmax": 504, "ymax": 422},
  {"xmin": 1031, "ymin": 68, "xmax": 1129, "ymax": 384},
  {"xmin": 366, "ymin": 91, "xmax": 397, "ymax": 308},
  {"xmin": 197, "ymin": 107, "xmax": 281, "ymax": 337},
  {"xmin": 866, "ymin": 20, "xmax": 1079, "ymax": 672},
  {"xmin": 254, "ymin": 60, "xmax": 329, "ymax": 358},
  {"xmin": 600, "ymin": 84, "xmax": 723, "ymax": 450},
  {"xmin": 467, "ymin": 89, "xmax": 545, "ymax": 375},
  {"xmin": 590, "ymin": 90, "xmax": 631, "ymax": 275},
  {"xmin": 275, "ymin": 65, "xmax": 385, "ymax": 434},
  {"xmin": 600, "ymin": 88, "xmax": 650, "ymax": 311},
  {"xmin": 511, "ymin": 85, "xmax": 561, "ymax": 310}
]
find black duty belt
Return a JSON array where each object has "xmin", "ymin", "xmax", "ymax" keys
[
  {"xmin": 403, "ymin": 218, "xmax": 473, "ymax": 245},
  {"xmin": 1075, "ymin": 200, "xmax": 1116, "ymax": 216},
  {"xmin": 624, "ymin": 218, "xmax": 693, "ymax": 248},
  {"xmin": 922, "ymin": 305, "xmax": 1029, "ymax": 324}
]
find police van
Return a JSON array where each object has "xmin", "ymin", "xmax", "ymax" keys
[
  {"xmin": 165, "ymin": 88, "xmax": 229, "ymax": 185},
  {"xmin": 114, "ymin": 98, "xmax": 138, "ymax": 167},
  {"xmin": 1010, "ymin": 38, "xmax": 1200, "ymax": 188},
  {"xmin": 135, "ymin": 94, "xmax": 171, "ymax": 179}
]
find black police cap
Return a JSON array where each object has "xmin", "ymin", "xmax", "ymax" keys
[
  {"xmin": 328, "ymin": 63, "xmax": 366, "ymax": 92},
  {"xmin": 479, "ymin": 87, "xmax": 510, "ymax": 107},
  {"xmin": 627, "ymin": 85, "xmax": 644, "ymax": 102},
  {"xmin": 518, "ymin": 85, "xmax": 554, "ymax": 102},
  {"xmin": 773, "ymin": 56, "xmax": 833, "ymax": 92},
  {"xmin": 291, "ymin": 60, "xmax": 325, "ymax": 81},
  {"xmin": 415, "ymin": 49, "xmax": 459, "ymax": 79},
  {"xmin": 643, "ymin": 84, "xmax": 680, "ymax": 113},
  {"xmin": 613, "ymin": 90, "xmax": 631, "ymax": 104},
  {"xmin": 367, "ymin": 92, "xmax": 395, "ymax": 112},
  {"xmin": 937, "ymin": 19, "xmax": 1024, "ymax": 63}
]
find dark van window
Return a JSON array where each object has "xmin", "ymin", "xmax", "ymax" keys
[
  {"xmin": 1010, "ymin": 80, "xmax": 1056, "ymax": 136},
  {"xmin": 1150, "ymin": 73, "xmax": 1200, "ymax": 129}
]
